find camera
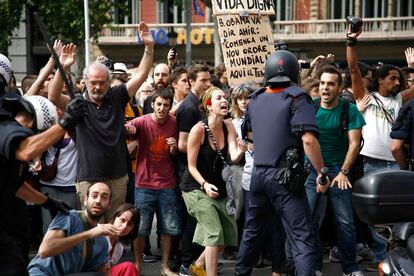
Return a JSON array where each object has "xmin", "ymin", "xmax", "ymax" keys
[
  {"xmin": 275, "ymin": 40, "xmax": 288, "ymax": 51},
  {"xmin": 346, "ymin": 15, "xmax": 363, "ymax": 33}
]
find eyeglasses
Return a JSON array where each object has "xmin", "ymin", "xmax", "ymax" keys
[{"xmin": 140, "ymin": 90, "xmax": 153, "ymax": 94}]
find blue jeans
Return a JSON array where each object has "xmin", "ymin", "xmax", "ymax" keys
[
  {"xmin": 305, "ymin": 165, "xmax": 359, "ymax": 274},
  {"xmin": 363, "ymin": 156, "xmax": 398, "ymax": 262},
  {"xmin": 135, "ymin": 187, "xmax": 181, "ymax": 236}
]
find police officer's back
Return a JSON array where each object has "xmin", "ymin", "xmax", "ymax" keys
[{"xmin": 235, "ymin": 50, "xmax": 327, "ymax": 276}]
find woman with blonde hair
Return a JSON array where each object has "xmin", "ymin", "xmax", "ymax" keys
[{"xmin": 180, "ymin": 86, "xmax": 246, "ymax": 276}]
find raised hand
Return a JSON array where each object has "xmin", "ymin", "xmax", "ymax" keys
[
  {"xmin": 53, "ymin": 40, "xmax": 63, "ymax": 57},
  {"xmin": 405, "ymin": 47, "xmax": 414, "ymax": 67},
  {"xmin": 59, "ymin": 43, "xmax": 77, "ymax": 69},
  {"xmin": 346, "ymin": 25, "xmax": 362, "ymax": 38},
  {"xmin": 138, "ymin": 22, "xmax": 154, "ymax": 48}
]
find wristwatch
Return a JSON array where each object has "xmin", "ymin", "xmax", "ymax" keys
[{"xmin": 340, "ymin": 168, "xmax": 350, "ymax": 176}]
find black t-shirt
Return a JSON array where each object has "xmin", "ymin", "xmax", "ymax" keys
[
  {"xmin": 175, "ymin": 92, "xmax": 204, "ymax": 175},
  {"xmin": 180, "ymin": 120, "xmax": 228, "ymax": 199},
  {"xmin": 76, "ymin": 84, "xmax": 130, "ymax": 182},
  {"xmin": 142, "ymin": 96, "xmax": 153, "ymax": 115},
  {"xmin": 0, "ymin": 120, "xmax": 33, "ymax": 241}
]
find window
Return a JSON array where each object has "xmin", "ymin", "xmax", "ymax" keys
[
  {"xmin": 112, "ymin": 0, "xmax": 136, "ymax": 24},
  {"xmin": 275, "ymin": 0, "xmax": 295, "ymax": 21},
  {"xmin": 362, "ymin": 0, "xmax": 387, "ymax": 18},
  {"xmin": 395, "ymin": 0, "xmax": 414, "ymax": 16},
  {"xmin": 329, "ymin": 0, "xmax": 353, "ymax": 19}
]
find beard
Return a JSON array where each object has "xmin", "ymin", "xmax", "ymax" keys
[{"xmin": 86, "ymin": 205, "xmax": 106, "ymax": 221}]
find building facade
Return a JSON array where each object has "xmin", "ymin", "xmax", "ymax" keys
[{"xmin": 9, "ymin": 0, "xmax": 414, "ymax": 81}]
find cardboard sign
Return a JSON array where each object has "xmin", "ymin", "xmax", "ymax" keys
[
  {"xmin": 212, "ymin": 0, "xmax": 275, "ymax": 15},
  {"xmin": 218, "ymin": 15, "xmax": 274, "ymax": 86}
]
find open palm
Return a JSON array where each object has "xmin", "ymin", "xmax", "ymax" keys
[
  {"xmin": 59, "ymin": 43, "xmax": 77, "ymax": 69},
  {"xmin": 138, "ymin": 22, "xmax": 154, "ymax": 46}
]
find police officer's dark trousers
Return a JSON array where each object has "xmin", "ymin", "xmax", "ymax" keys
[{"xmin": 235, "ymin": 166, "xmax": 316, "ymax": 276}]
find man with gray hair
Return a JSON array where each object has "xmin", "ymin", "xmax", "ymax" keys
[{"xmin": 48, "ymin": 22, "xmax": 154, "ymax": 220}]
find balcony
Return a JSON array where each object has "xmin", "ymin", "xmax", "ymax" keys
[
  {"xmin": 273, "ymin": 17, "xmax": 414, "ymax": 42},
  {"xmin": 98, "ymin": 17, "xmax": 414, "ymax": 45}
]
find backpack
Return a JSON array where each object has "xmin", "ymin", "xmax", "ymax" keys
[{"xmin": 313, "ymin": 97, "xmax": 365, "ymax": 182}]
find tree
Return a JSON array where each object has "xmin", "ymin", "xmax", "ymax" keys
[
  {"xmin": 26, "ymin": 0, "xmax": 125, "ymax": 45},
  {"xmin": 25, "ymin": 0, "xmax": 128, "ymax": 73},
  {"xmin": 0, "ymin": 0, "xmax": 28, "ymax": 55}
]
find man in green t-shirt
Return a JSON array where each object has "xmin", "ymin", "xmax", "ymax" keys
[{"xmin": 305, "ymin": 65, "xmax": 365, "ymax": 276}]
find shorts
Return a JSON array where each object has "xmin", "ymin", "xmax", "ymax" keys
[
  {"xmin": 135, "ymin": 187, "xmax": 181, "ymax": 236},
  {"xmin": 182, "ymin": 189, "xmax": 238, "ymax": 247}
]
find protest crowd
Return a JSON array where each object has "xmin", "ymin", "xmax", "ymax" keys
[{"xmin": 1, "ymin": 17, "xmax": 414, "ymax": 276}]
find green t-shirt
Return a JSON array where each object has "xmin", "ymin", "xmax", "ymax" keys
[{"xmin": 315, "ymin": 98, "xmax": 366, "ymax": 166}]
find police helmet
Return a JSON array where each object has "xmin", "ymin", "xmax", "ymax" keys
[
  {"xmin": 264, "ymin": 50, "xmax": 299, "ymax": 85},
  {"xmin": 3, "ymin": 95, "xmax": 58, "ymax": 132},
  {"xmin": 0, "ymin": 54, "xmax": 13, "ymax": 86}
]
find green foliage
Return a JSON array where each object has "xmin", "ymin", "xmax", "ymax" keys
[
  {"xmin": 0, "ymin": 0, "xmax": 129, "ymax": 55},
  {"xmin": 26, "ymin": 0, "xmax": 128, "ymax": 45},
  {"xmin": 0, "ymin": 0, "xmax": 28, "ymax": 54}
]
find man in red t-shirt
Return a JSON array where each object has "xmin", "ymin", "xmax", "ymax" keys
[{"xmin": 127, "ymin": 88, "xmax": 180, "ymax": 275}]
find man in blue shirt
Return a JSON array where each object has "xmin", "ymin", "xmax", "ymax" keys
[{"xmin": 28, "ymin": 182, "xmax": 123, "ymax": 275}]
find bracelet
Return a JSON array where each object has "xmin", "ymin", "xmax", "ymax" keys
[
  {"xmin": 346, "ymin": 36, "xmax": 357, "ymax": 47},
  {"xmin": 145, "ymin": 49, "xmax": 154, "ymax": 55},
  {"xmin": 200, "ymin": 181, "xmax": 207, "ymax": 191}
]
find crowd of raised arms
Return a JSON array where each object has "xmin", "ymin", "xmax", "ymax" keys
[{"xmin": 1, "ymin": 20, "xmax": 414, "ymax": 276}]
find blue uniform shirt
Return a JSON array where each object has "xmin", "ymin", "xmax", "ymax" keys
[{"xmin": 245, "ymin": 86, "xmax": 318, "ymax": 166}]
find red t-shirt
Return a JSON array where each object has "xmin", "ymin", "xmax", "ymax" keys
[{"xmin": 129, "ymin": 114, "xmax": 177, "ymax": 189}]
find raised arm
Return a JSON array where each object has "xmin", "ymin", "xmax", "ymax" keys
[
  {"xmin": 48, "ymin": 43, "xmax": 77, "ymax": 110},
  {"xmin": 346, "ymin": 27, "xmax": 368, "ymax": 102},
  {"xmin": 27, "ymin": 40, "xmax": 62, "ymax": 96},
  {"xmin": 405, "ymin": 47, "xmax": 414, "ymax": 67},
  {"xmin": 126, "ymin": 22, "xmax": 154, "ymax": 98},
  {"xmin": 400, "ymin": 47, "xmax": 414, "ymax": 102}
]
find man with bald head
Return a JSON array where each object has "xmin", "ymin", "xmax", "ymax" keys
[
  {"xmin": 48, "ymin": 23, "xmax": 154, "ymax": 220},
  {"xmin": 143, "ymin": 63, "xmax": 171, "ymax": 114}
]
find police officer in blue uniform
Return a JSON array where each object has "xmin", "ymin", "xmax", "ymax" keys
[{"xmin": 235, "ymin": 50, "xmax": 328, "ymax": 276}]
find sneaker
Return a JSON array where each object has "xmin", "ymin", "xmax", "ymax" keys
[
  {"xmin": 178, "ymin": 265, "xmax": 190, "ymax": 276},
  {"xmin": 142, "ymin": 253, "xmax": 157, "ymax": 263},
  {"xmin": 343, "ymin": 271, "xmax": 365, "ymax": 276},
  {"xmin": 356, "ymin": 244, "xmax": 375, "ymax": 261},
  {"xmin": 316, "ymin": 270, "xmax": 323, "ymax": 276},
  {"xmin": 189, "ymin": 262, "xmax": 206, "ymax": 276},
  {"xmin": 329, "ymin": 246, "xmax": 340, "ymax": 263},
  {"xmin": 217, "ymin": 262, "xmax": 224, "ymax": 271}
]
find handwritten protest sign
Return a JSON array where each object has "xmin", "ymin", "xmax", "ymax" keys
[
  {"xmin": 212, "ymin": 0, "xmax": 275, "ymax": 15},
  {"xmin": 216, "ymin": 14, "xmax": 274, "ymax": 86},
  {"xmin": 212, "ymin": 0, "xmax": 275, "ymax": 86}
]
